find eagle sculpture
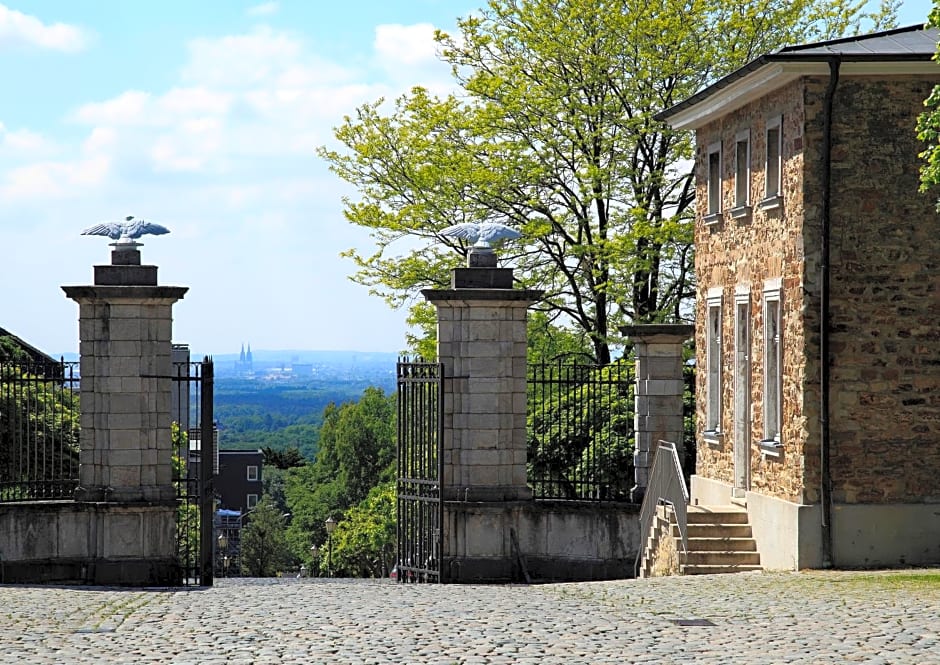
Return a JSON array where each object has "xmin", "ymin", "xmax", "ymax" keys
[
  {"xmin": 440, "ymin": 222, "xmax": 521, "ymax": 249},
  {"xmin": 81, "ymin": 215, "xmax": 170, "ymax": 241}
]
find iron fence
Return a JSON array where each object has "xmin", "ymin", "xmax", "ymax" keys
[
  {"xmin": 396, "ymin": 358, "xmax": 444, "ymax": 583},
  {"xmin": 527, "ymin": 359, "xmax": 635, "ymax": 501},
  {"xmin": 0, "ymin": 360, "xmax": 80, "ymax": 501},
  {"xmin": 171, "ymin": 357, "xmax": 215, "ymax": 586}
]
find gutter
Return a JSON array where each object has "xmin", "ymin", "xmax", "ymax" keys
[{"xmin": 820, "ymin": 56, "xmax": 840, "ymax": 569}]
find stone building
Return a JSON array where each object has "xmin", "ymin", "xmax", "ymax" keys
[{"xmin": 658, "ymin": 25, "xmax": 940, "ymax": 569}]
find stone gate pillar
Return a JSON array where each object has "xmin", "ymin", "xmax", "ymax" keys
[
  {"xmin": 621, "ymin": 324, "xmax": 693, "ymax": 503},
  {"xmin": 423, "ymin": 254, "xmax": 542, "ymax": 502},
  {"xmin": 62, "ymin": 241, "xmax": 187, "ymax": 584}
]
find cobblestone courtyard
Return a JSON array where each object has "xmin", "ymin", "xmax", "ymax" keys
[{"xmin": 1, "ymin": 570, "xmax": 939, "ymax": 664}]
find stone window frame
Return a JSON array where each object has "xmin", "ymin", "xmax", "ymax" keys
[
  {"xmin": 760, "ymin": 115, "xmax": 784, "ymax": 211},
  {"xmin": 705, "ymin": 287, "xmax": 724, "ymax": 442},
  {"xmin": 733, "ymin": 285, "xmax": 751, "ymax": 447},
  {"xmin": 730, "ymin": 129, "xmax": 752, "ymax": 221},
  {"xmin": 705, "ymin": 141, "xmax": 723, "ymax": 225},
  {"xmin": 761, "ymin": 278, "xmax": 783, "ymax": 455},
  {"xmin": 247, "ymin": 493, "xmax": 259, "ymax": 509},
  {"xmin": 246, "ymin": 465, "xmax": 259, "ymax": 482}
]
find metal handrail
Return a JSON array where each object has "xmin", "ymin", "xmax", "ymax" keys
[{"xmin": 635, "ymin": 440, "xmax": 690, "ymax": 575}]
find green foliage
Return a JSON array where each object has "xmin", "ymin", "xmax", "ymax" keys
[
  {"xmin": 527, "ymin": 359, "xmax": 634, "ymax": 499},
  {"xmin": 918, "ymin": 1, "xmax": 940, "ymax": 207},
  {"xmin": 262, "ymin": 446, "xmax": 306, "ymax": 469},
  {"xmin": 0, "ymin": 336, "xmax": 30, "ymax": 362},
  {"xmin": 283, "ymin": 387, "xmax": 397, "ymax": 570},
  {"xmin": 0, "ymin": 361, "xmax": 80, "ymax": 500},
  {"xmin": 319, "ymin": 481, "xmax": 396, "ymax": 578},
  {"xmin": 321, "ymin": 0, "xmax": 894, "ymax": 362},
  {"xmin": 171, "ymin": 423, "xmax": 199, "ymax": 574},
  {"xmin": 239, "ymin": 496, "xmax": 292, "ymax": 577}
]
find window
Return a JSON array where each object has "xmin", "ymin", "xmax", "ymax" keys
[
  {"xmin": 705, "ymin": 288, "xmax": 723, "ymax": 438},
  {"xmin": 706, "ymin": 142, "xmax": 723, "ymax": 222},
  {"xmin": 762, "ymin": 115, "xmax": 783, "ymax": 209},
  {"xmin": 731, "ymin": 130, "xmax": 751, "ymax": 218},
  {"xmin": 247, "ymin": 465, "xmax": 259, "ymax": 482},
  {"xmin": 246, "ymin": 493, "xmax": 259, "ymax": 509},
  {"xmin": 762, "ymin": 280, "xmax": 782, "ymax": 450}
]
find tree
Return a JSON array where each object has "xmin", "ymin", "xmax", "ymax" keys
[
  {"xmin": 319, "ymin": 481, "xmax": 396, "ymax": 578},
  {"xmin": 240, "ymin": 497, "xmax": 292, "ymax": 577},
  {"xmin": 283, "ymin": 387, "xmax": 397, "ymax": 567},
  {"xmin": 918, "ymin": 1, "xmax": 940, "ymax": 205},
  {"xmin": 321, "ymin": 0, "xmax": 896, "ymax": 364}
]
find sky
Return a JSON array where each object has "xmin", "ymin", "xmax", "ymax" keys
[{"xmin": 0, "ymin": 0, "xmax": 932, "ymax": 359}]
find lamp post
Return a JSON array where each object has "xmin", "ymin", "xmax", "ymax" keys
[
  {"xmin": 217, "ymin": 533, "xmax": 229, "ymax": 578},
  {"xmin": 325, "ymin": 516, "xmax": 337, "ymax": 578}
]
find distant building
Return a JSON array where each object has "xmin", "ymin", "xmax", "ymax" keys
[
  {"xmin": 236, "ymin": 342, "xmax": 254, "ymax": 377},
  {"xmin": 216, "ymin": 449, "xmax": 264, "ymax": 512}
]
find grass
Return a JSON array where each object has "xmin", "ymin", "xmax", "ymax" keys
[{"xmin": 823, "ymin": 570, "xmax": 940, "ymax": 591}]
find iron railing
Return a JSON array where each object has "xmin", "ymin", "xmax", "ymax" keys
[
  {"xmin": 396, "ymin": 358, "xmax": 444, "ymax": 583},
  {"xmin": 0, "ymin": 360, "xmax": 80, "ymax": 501},
  {"xmin": 527, "ymin": 359, "xmax": 635, "ymax": 501},
  {"xmin": 636, "ymin": 440, "xmax": 689, "ymax": 575},
  {"xmin": 171, "ymin": 357, "xmax": 215, "ymax": 586}
]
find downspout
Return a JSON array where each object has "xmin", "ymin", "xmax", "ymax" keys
[{"xmin": 820, "ymin": 56, "xmax": 840, "ymax": 569}]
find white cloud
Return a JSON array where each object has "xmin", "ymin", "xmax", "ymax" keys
[
  {"xmin": 71, "ymin": 91, "xmax": 153, "ymax": 126},
  {"xmin": 246, "ymin": 2, "xmax": 279, "ymax": 16},
  {"xmin": 182, "ymin": 27, "xmax": 302, "ymax": 88},
  {"xmin": 0, "ymin": 155, "xmax": 109, "ymax": 199},
  {"xmin": 0, "ymin": 3, "xmax": 89, "ymax": 52},
  {"xmin": 374, "ymin": 23, "xmax": 440, "ymax": 66},
  {"xmin": 0, "ymin": 125, "xmax": 56, "ymax": 155}
]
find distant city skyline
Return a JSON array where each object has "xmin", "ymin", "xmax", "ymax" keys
[{"xmin": 0, "ymin": 1, "xmax": 929, "ymax": 357}]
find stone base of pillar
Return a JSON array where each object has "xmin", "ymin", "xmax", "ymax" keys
[
  {"xmin": 0, "ymin": 500, "xmax": 180, "ymax": 586},
  {"xmin": 75, "ymin": 485, "xmax": 176, "ymax": 503},
  {"xmin": 444, "ymin": 485, "xmax": 533, "ymax": 502}
]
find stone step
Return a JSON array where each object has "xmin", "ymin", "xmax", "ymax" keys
[
  {"xmin": 683, "ymin": 550, "xmax": 761, "ymax": 566},
  {"xmin": 680, "ymin": 563, "xmax": 763, "ymax": 575},
  {"xmin": 686, "ymin": 506, "xmax": 750, "ymax": 524},
  {"xmin": 680, "ymin": 523, "xmax": 753, "ymax": 539},
  {"xmin": 686, "ymin": 537, "xmax": 757, "ymax": 552}
]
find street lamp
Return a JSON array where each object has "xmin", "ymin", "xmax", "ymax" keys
[
  {"xmin": 310, "ymin": 543, "xmax": 319, "ymax": 577},
  {"xmin": 217, "ymin": 533, "xmax": 229, "ymax": 578},
  {"xmin": 325, "ymin": 516, "xmax": 337, "ymax": 578}
]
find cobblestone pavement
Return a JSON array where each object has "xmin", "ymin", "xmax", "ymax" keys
[{"xmin": 1, "ymin": 570, "xmax": 939, "ymax": 664}]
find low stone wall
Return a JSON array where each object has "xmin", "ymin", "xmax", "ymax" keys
[
  {"xmin": 443, "ymin": 500, "xmax": 640, "ymax": 583},
  {"xmin": 0, "ymin": 500, "xmax": 178, "ymax": 585}
]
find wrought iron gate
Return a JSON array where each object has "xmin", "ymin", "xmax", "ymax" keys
[
  {"xmin": 0, "ymin": 359, "xmax": 80, "ymax": 502},
  {"xmin": 396, "ymin": 358, "xmax": 444, "ymax": 583},
  {"xmin": 171, "ymin": 356, "xmax": 215, "ymax": 586}
]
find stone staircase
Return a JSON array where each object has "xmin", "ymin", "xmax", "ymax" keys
[{"xmin": 640, "ymin": 504, "xmax": 761, "ymax": 577}]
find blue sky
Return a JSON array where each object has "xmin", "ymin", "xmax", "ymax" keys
[{"xmin": 0, "ymin": 0, "xmax": 932, "ymax": 358}]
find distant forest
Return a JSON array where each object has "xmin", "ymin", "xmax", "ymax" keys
[{"xmin": 215, "ymin": 375, "xmax": 397, "ymax": 461}]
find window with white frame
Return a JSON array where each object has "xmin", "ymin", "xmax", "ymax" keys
[
  {"xmin": 246, "ymin": 493, "xmax": 259, "ymax": 509},
  {"xmin": 247, "ymin": 465, "xmax": 259, "ymax": 482},
  {"xmin": 762, "ymin": 280, "xmax": 782, "ymax": 447},
  {"xmin": 706, "ymin": 142, "xmax": 722, "ymax": 220},
  {"xmin": 706, "ymin": 289, "xmax": 723, "ymax": 437},
  {"xmin": 763, "ymin": 115, "xmax": 782, "ymax": 205},
  {"xmin": 732, "ymin": 129, "xmax": 750, "ymax": 215}
]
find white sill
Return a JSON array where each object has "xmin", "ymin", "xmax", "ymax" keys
[
  {"xmin": 758, "ymin": 195, "xmax": 783, "ymax": 211},
  {"xmin": 704, "ymin": 431, "xmax": 724, "ymax": 447},
  {"xmin": 759, "ymin": 439, "xmax": 783, "ymax": 457},
  {"xmin": 729, "ymin": 205, "xmax": 751, "ymax": 221},
  {"xmin": 704, "ymin": 212, "xmax": 723, "ymax": 226}
]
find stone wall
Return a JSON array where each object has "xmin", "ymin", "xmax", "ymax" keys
[
  {"xmin": 694, "ymin": 72, "xmax": 940, "ymax": 508},
  {"xmin": 820, "ymin": 74, "xmax": 940, "ymax": 504},
  {"xmin": 693, "ymin": 78, "xmax": 811, "ymax": 503},
  {"xmin": 443, "ymin": 500, "xmax": 640, "ymax": 582}
]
